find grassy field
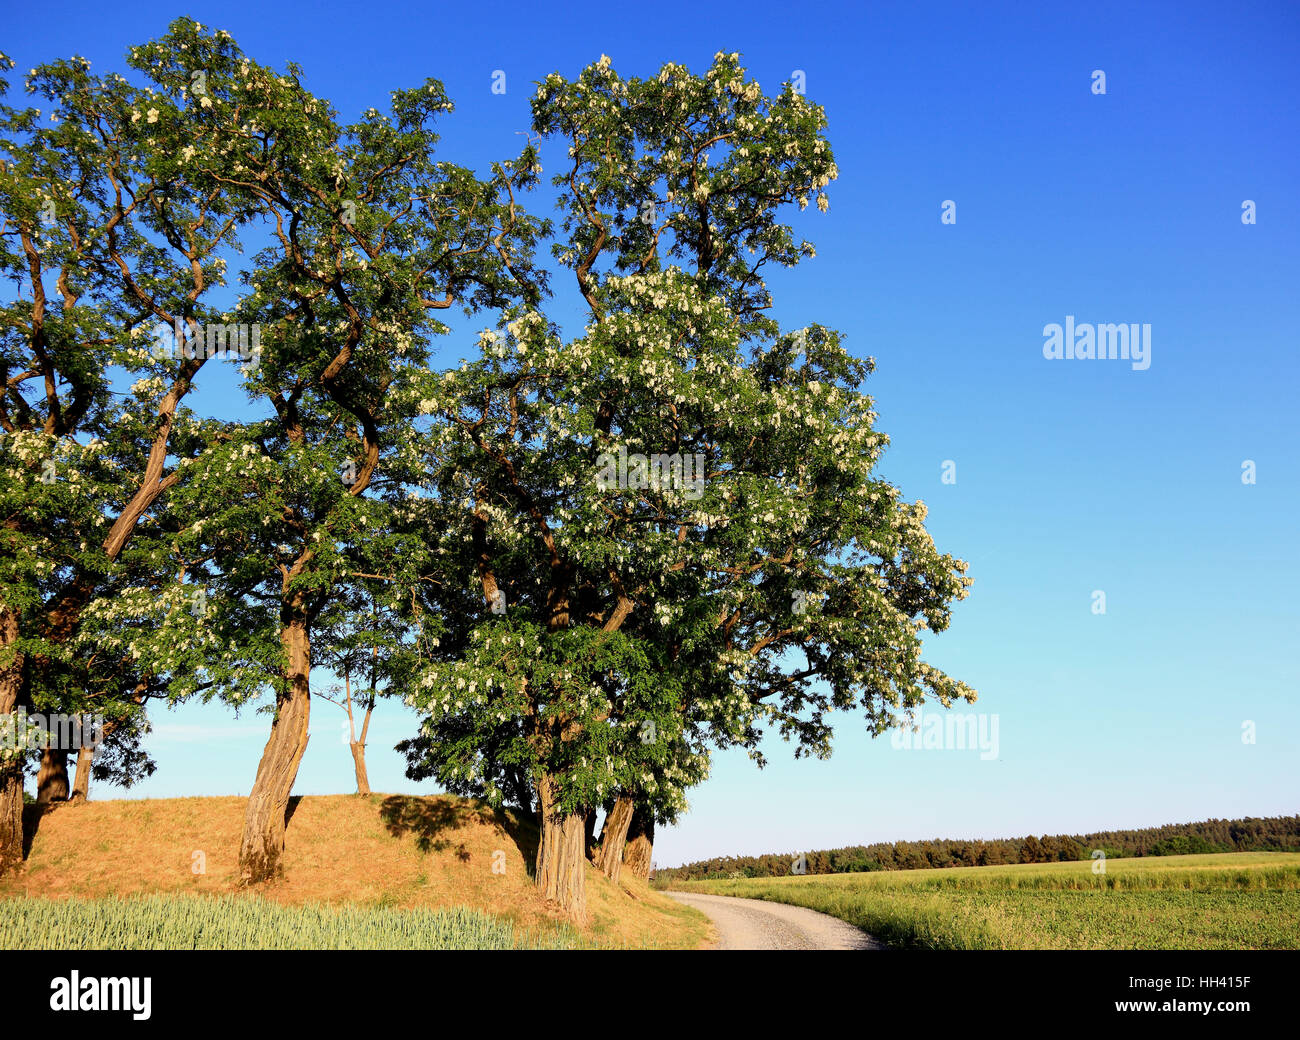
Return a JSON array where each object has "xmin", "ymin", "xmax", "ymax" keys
[
  {"xmin": 1, "ymin": 794, "xmax": 710, "ymax": 950},
  {"xmin": 0, "ymin": 893, "xmax": 584, "ymax": 950},
  {"xmin": 664, "ymin": 852, "xmax": 1300, "ymax": 949}
]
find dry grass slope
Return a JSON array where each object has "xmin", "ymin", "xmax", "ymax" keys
[{"xmin": 1, "ymin": 794, "xmax": 709, "ymax": 949}]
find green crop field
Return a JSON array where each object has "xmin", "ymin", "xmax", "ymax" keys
[
  {"xmin": 0, "ymin": 893, "xmax": 583, "ymax": 950},
  {"xmin": 666, "ymin": 852, "xmax": 1300, "ymax": 949}
]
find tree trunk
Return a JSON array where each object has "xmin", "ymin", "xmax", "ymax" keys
[
  {"xmin": 69, "ymin": 713, "xmax": 115, "ymax": 803},
  {"xmin": 70, "ymin": 743, "xmax": 94, "ymax": 801},
  {"xmin": 349, "ymin": 684, "xmax": 372, "ymax": 796},
  {"xmin": 0, "ymin": 606, "xmax": 24, "ymax": 876},
  {"xmin": 583, "ymin": 807, "xmax": 597, "ymax": 860},
  {"xmin": 36, "ymin": 748, "xmax": 69, "ymax": 804},
  {"xmin": 350, "ymin": 742, "xmax": 370, "ymax": 795},
  {"xmin": 238, "ymin": 615, "xmax": 312, "ymax": 884},
  {"xmin": 595, "ymin": 794, "xmax": 635, "ymax": 884},
  {"xmin": 535, "ymin": 773, "xmax": 587, "ymax": 922},
  {"xmin": 0, "ymin": 762, "xmax": 20, "ymax": 875},
  {"xmin": 623, "ymin": 805, "xmax": 655, "ymax": 881}
]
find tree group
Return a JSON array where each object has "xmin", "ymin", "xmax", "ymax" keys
[{"xmin": 0, "ymin": 21, "xmax": 974, "ymax": 920}]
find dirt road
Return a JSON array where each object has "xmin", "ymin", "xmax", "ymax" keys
[{"xmin": 665, "ymin": 891, "xmax": 884, "ymax": 950}]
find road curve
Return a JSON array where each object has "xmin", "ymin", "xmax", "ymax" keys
[{"xmin": 665, "ymin": 891, "xmax": 885, "ymax": 950}]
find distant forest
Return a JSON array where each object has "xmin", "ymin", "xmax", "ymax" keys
[{"xmin": 658, "ymin": 815, "xmax": 1300, "ymax": 881}]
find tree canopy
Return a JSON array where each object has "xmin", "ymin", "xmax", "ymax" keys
[{"xmin": 0, "ymin": 26, "xmax": 974, "ymax": 918}]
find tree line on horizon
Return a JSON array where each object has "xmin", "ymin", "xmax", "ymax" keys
[
  {"xmin": 658, "ymin": 814, "xmax": 1300, "ymax": 880},
  {"xmin": 0, "ymin": 21, "xmax": 976, "ymax": 920}
]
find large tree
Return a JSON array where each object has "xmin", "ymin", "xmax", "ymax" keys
[
  {"xmin": 399, "ymin": 54, "xmax": 974, "ymax": 919},
  {"xmin": 0, "ymin": 32, "xmax": 257, "ymax": 873},
  {"xmin": 105, "ymin": 21, "xmax": 546, "ymax": 882}
]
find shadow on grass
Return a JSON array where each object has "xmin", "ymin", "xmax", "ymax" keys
[
  {"xmin": 377, "ymin": 795, "xmax": 540, "ymax": 878},
  {"xmin": 21, "ymin": 803, "xmax": 42, "ymax": 860},
  {"xmin": 20, "ymin": 797, "xmax": 83, "ymax": 859}
]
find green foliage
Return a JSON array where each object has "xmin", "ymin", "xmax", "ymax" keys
[
  {"xmin": 400, "ymin": 52, "xmax": 973, "ymax": 829},
  {"xmin": 1149, "ymin": 834, "xmax": 1231, "ymax": 857},
  {"xmin": 0, "ymin": 29, "xmax": 260, "ymax": 772},
  {"xmin": 3, "ymin": 34, "xmax": 975, "ymax": 844},
  {"xmin": 95, "ymin": 19, "xmax": 544, "ymax": 719},
  {"xmin": 0, "ymin": 17, "xmax": 546, "ymax": 759}
]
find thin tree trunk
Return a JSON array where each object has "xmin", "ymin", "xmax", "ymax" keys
[
  {"xmin": 70, "ymin": 742, "xmax": 94, "ymax": 801},
  {"xmin": 69, "ymin": 713, "xmax": 116, "ymax": 803},
  {"xmin": 583, "ymin": 807, "xmax": 597, "ymax": 860},
  {"xmin": 623, "ymin": 805, "xmax": 655, "ymax": 881},
  {"xmin": 238, "ymin": 614, "xmax": 312, "ymax": 884},
  {"xmin": 0, "ymin": 607, "xmax": 22, "ymax": 875},
  {"xmin": 535, "ymin": 773, "xmax": 587, "ymax": 921},
  {"xmin": 595, "ymin": 794, "xmax": 635, "ymax": 884},
  {"xmin": 346, "ymin": 673, "xmax": 372, "ymax": 795},
  {"xmin": 350, "ymin": 742, "xmax": 370, "ymax": 795},
  {"xmin": 36, "ymin": 748, "xmax": 68, "ymax": 804}
]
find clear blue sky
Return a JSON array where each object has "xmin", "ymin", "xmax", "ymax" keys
[{"xmin": 10, "ymin": 0, "xmax": 1298, "ymax": 865}]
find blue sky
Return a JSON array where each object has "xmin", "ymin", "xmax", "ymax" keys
[{"xmin": 8, "ymin": 0, "xmax": 1298, "ymax": 865}]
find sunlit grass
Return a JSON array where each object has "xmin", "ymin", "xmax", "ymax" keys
[
  {"xmin": 0, "ymin": 892, "xmax": 583, "ymax": 950},
  {"xmin": 667, "ymin": 852, "xmax": 1300, "ymax": 949}
]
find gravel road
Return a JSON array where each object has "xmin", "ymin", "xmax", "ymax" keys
[{"xmin": 665, "ymin": 891, "xmax": 885, "ymax": 950}]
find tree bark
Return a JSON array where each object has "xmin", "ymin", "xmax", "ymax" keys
[
  {"xmin": 347, "ymin": 674, "xmax": 372, "ymax": 796},
  {"xmin": 70, "ymin": 743, "xmax": 94, "ymax": 801},
  {"xmin": 69, "ymin": 713, "xmax": 116, "ymax": 803},
  {"xmin": 583, "ymin": 807, "xmax": 598, "ymax": 860},
  {"xmin": 595, "ymin": 793, "xmax": 635, "ymax": 884},
  {"xmin": 350, "ymin": 742, "xmax": 370, "ymax": 795},
  {"xmin": 36, "ymin": 747, "xmax": 69, "ymax": 804},
  {"xmin": 238, "ymin": 614, "xmax": 312, "ymax": 884},
  {"xmin": 535, "ymin": 773, "xmax": 587, "ymax": 922},
  {"xmin": 623, "ymin": 805, "xmax": 655, "ymax": 881},
  {"xmin": 99, "ymin": 354, "xmax": 205, "ymax": 559},
  {"xmin": 0, "ymin": 763, "xmax": 20, "ymax": 876},
  {"xmin": 0, "ymin": 606, "xmax": 24, "ymax": 876}
]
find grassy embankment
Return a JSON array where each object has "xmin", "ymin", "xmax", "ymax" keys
[
  {"xmin": 662, "ymin": 852, "xmax": 1300, "ymax": 949},
  {"xmin": 0, "ymin": 794, "xmax": 710, "ymax": 950}
]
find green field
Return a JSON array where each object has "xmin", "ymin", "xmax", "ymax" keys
[
  {"xmin": 665, "ymin": 852, "xmax": 1300, "ymax": 949},
  {"xmin": 0, "ymin": 893, "xmax": 582, "ymax": 950}
]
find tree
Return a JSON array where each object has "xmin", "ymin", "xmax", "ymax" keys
[
  {"xmin": 0, "ymin": 32, "xmax": 257, "ymax": 872},
  {"xmin": 1020, "ymin": 835, "xmax": 1045, "ymax": 864},
  {"xmin": 68, "ymin": 708, "xmax": 154, "ymax": 802},
  {"xmin": 400, "ymin": 53, "xmax": 974, "ymax": 919},
  {"xmin": 1056, "ymin": 835, "xmax": 1083, "ymax": 861},
  {"xmin": 315, "ymin": 587, "xmax": 412, "ymax": 795},
  {"xmin": 594, "ymin": 733, "xmax": 699, "ymax": 885},
  {"xmin": 108, "ymin": 20, "xmax": 545, "ymax": 883},
  {"xmin": 622, "ymin": 803, "xmax": 656, "ymax": 881}
]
